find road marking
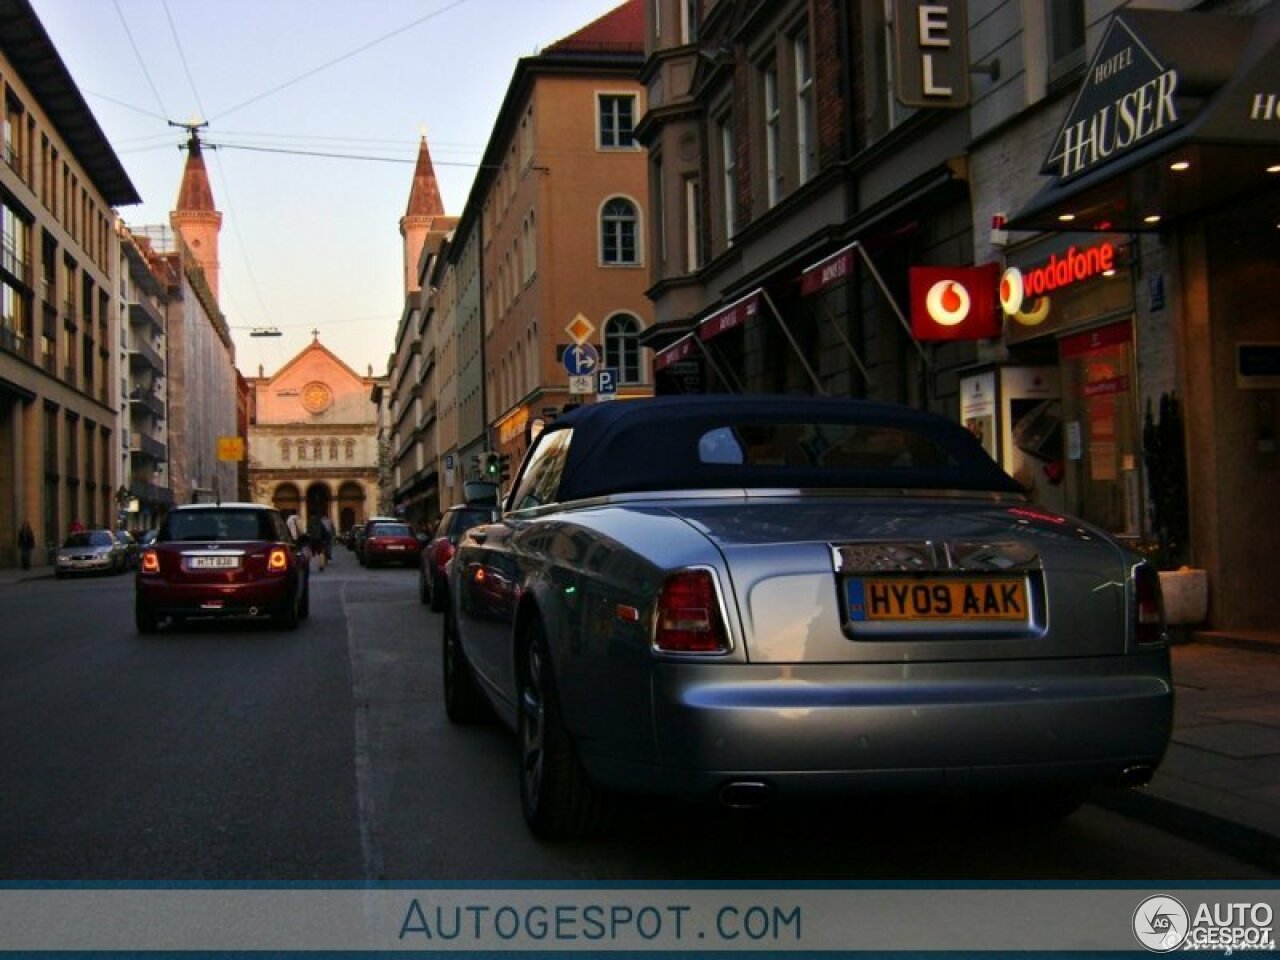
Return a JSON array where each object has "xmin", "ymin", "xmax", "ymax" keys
[{"xmin": 342, "ymin": 579, "xmax": 385, "ymax": 881}]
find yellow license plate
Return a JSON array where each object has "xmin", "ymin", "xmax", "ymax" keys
[{"xmin": 846, "ymin": 577, "xmax": 1028, "ymax": 621}]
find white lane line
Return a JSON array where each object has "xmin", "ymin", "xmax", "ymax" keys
[{"xmin": 342, "ymin": 578, "xmax": 384, "ymax": 881}]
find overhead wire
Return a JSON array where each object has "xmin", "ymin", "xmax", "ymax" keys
[
  {"xmin": 208, "ymin": 0, "xmax": 474, "ymax": 123},
  {"xmin": 113, "ymin": 0, "xmax": 170, "ymax": 120}
]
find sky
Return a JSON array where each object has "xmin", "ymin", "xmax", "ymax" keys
[{"xmin": 29, "ymin": 0, "xmax": 630, "ymax": 379}]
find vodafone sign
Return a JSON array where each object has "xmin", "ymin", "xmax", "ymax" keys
[
  {"xmin": 1001, "ymin": 241, "xmax": 1117, "ymax": 323},
  {"xmin": 909, "ymin": 264, "xmax": 1000, "ymax": 341}
]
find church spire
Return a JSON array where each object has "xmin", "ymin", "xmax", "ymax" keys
[
  {"xmin": 171, "ymin": 128, "xmax": 223, "ymax": 299},
  {"xmin": 399, "ymin": 134, "xmax": 447, "ymax": 294}
]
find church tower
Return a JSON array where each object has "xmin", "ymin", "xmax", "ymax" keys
[
  {"xmin": 170, "ymin": 131, "xmax": 223, "ymax": 298},
  {"xmin": 399, "ymin": 135, "xmax": 447, "ymax": 295}
]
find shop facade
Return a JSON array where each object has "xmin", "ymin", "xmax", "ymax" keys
[{"xmin": 990, "ymin": 5, "xmax": 1280, "ymax": 631}]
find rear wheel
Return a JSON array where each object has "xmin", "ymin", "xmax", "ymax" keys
[
  {"xmin": 442, "ymin": 610, "xmax": 488, "ymax": 724},
  {"xmin": 299, "ymin": 581, "xmax": 310, "ymax": 620},
  {"xmin": 274, "ymin": 592, "xmax": 300, "ymax": 630},
  {"xmin": 430, "ymin": 569, "xmax": 448, "ymax": 613},
  {"xmin": 419, "ymin": 567, "xmax": 430, "ymax": 604},
  {"xmin": 135, "ymin": 597, "xmax": 158, "ymax": 634},
  {"xmin": 517, "ymin": 620, "xmax": 608, "ymax": 840}
]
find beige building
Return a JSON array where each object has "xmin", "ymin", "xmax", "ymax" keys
[
  {"xmin": 1, "ymin": 4, "xmax": 140, "ymax": 566},
  {"xmin": 246, "ymin": 335, "xmax": 382, "ymax": 535}
]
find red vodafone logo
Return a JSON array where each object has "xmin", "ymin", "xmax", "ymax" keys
[
  {"xmin": 908, "ymin": 264, "xmax": 999, "ymax": 341},
  {"xmin": 925, "ymin": 280, "xmax": 972, "ymax": 326},
  {"xmin": 1002, "ymin": 241, "xmax": 1116, "ymax": 321}
]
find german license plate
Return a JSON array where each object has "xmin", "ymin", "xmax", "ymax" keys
[
  {"xmin": 846, "ymin": 577, "xmax": 1028, "ymax": 622},
  {"xmin": 190, "ymin": 555, "xmax": 239, "ymax": 570},
  {"xmin": 388, "ymin": 545, "xmax": 405, "ymax": 550}
]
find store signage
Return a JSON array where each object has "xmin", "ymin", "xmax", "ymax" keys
[
  {"xmin": 1001, "ymin": 241, "xmax": 1116, "ymax": 319},
  {"xmin": 1042, "ymin": 16, "xmax": 1181, "ymax": 182},
  {"xmin": 908, "ymin": 264, "xmax": 1000, "ymax": 340},
  {"xmin": 800, "ymin": 246, "xmax": 855, "ymax": 296},
  {"xmin": 698, "ymin": 291, "xmax": 761, "ymax": 342},
  {"xmin": 653, "ymin": 335, "xmax": 696, "ymax": 372},
  {"xmin": 893, "ymin": 0, "xmax": 971, "ymax": 109}
]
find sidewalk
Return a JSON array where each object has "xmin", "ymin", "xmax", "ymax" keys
[{"xmin": 2, "ymin": 562, "xmax": 1277, "ymax": 869}]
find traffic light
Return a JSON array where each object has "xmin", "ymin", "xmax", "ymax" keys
[
  {"xmin": 485, "ymin": 452, "xmax": 499, "ymax": 477},
  {"xmin": 499, "ymin": 453, "xmax": 511, "ymax": 482}
]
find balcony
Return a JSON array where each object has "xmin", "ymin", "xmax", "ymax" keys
[
  {"xmin": 0, "ymin": 325, "xmax": 32, "ymax": 361},
  {"xmin": 127, "ymin": 299, "xmax": 164, "ymax": 334},
  {"xmin": 128, "ymin": 337, "xmax": 164, "ymax": 373},
  {"xmin": 128, "ymin": 386, "xmax": 165, "ymax": 419},
  {"xmin": 129, "ymin": 479, "xmax": 174, "ymax": 507},
  {"xmin": 129, "ymin": 433, "xmax": 167, "ymax": 462},
  {"xmin": 1, "ymin": 244, "xmax": 30, "ymax": 285}
]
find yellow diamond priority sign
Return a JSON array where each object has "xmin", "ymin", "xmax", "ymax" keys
[{"xmin": 565, "ymin": 313, "xmax": 595, "ymax": 345}]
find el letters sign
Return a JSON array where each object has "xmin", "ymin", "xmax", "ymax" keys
[{"xmin": 893, "ymin": 0, "xmax": 971, "ymax": 109}]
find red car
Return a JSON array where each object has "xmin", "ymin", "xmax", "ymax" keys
[
  {"xmin": 135, "ymin": 503, "xmax": 309, "ymax": 633},
  {"xmin": 361, "ymin": 520, "xmax": 423, "ymax": 568},
  {"xmin": 419, "ymin": 505, "xmax": 498, "ymax": 611}
]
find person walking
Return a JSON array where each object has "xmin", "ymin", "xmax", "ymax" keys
[
  {"xmin": 306, "ymin": 512, "xmax": 327, "ymax": 572},
  {"xmin": 320, "ymin": 514, "xmax": 335, "ymax": 565},
  {"xmin": 17, "ymin": 521, "xmax": 35, "ymax": 570}
]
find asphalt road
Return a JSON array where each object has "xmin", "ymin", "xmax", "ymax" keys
[{"xmin": 1, "ymin": 548, "xmax": 1269, "ymax": 881}]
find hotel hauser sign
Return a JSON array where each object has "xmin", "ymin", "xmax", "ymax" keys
[{"xmin": 1043, "ymin": 17, "xmax": 1182, "ymax": 182}]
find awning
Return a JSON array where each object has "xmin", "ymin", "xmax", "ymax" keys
[{"xmin": 1007, "ymin": 7, "xmax": 1280, "ymax": 232}]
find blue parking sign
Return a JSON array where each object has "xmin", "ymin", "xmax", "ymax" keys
[{"xmin": 598, "ymin": 367, "xmax": 617, "ymax": 396}]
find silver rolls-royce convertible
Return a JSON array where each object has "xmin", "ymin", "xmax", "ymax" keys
[{"xmin": 445, "ymin": 395, "xmax": 1172, "ymax": 839}]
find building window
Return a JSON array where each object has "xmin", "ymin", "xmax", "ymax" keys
[
  {"xmin": 601, "ymin": 197, "xmax": 640, "ymax": 265},
  {"xmin": 684, "ymin": 177, "xmax": 701, "ymax": 273},
  {"xmin": 719, "ymin": 117, "xmax": 736, "ymax": 241},
  {"xmin": 652, "ymin": 154, "xmax": 666, "ymax": 266},
  {"xmin": 598, "ymin": 94, "xmax": 637, "ymax": 149},
  {"xmin": 296, "ymin": 439, "xmax": 307, "ymax": 461},
  {"xmin": 604, "ymin": 313, "xmax": 642, "ymax": 385},
  {"xmin": 795, "ymin": 29, "xmax": 816, "ymax": 184},
  {"xmin": 680, "ymin": 0, "xmax": 697, "ymax": 44},
  {"xmin": 763, "ymin": 62, "xmax": 782, "ymax": 207},
  {"xmin": 281, "ymin": 439, "xmax": 291, "ymax": 461},
  {"xmin": 345, "ymin": 439, "xmax": 355, "ymax": 461},
  {"xmin": 313, "ymin": 439, "xmax": 323, "ymax": 461},
  {"xmin": 329, "ymin": 439, "xmax": 339, "ymax": 460},
  {"xmin": 1048, "ymin": 0, "xmax": 1086, "ymax": 81}
]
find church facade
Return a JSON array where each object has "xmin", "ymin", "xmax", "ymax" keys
[{"xmin": 246, "ymin": 336, "xmax": 382, "ymax": 534}]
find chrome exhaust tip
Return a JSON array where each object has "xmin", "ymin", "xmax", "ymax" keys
[
  {"xmin": 718, "ymin": 781, "xmax": 774, "ymax": 809},
  {"xmin": 249, "ymin": 606, "xmax": 258, "ymax": 617}
]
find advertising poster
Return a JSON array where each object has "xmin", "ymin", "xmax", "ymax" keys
[
  {"xmin": 959, "ymin": 371, "xmax": 998, "ymax": 460},
  {"xmin": 1000, "ymin": 366, "xmax": 1066, "ymax": 515}
]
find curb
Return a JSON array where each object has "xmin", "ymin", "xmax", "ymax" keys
[{"xmin": 1091, "ymin": 786, "xmax": 1280, "ymax": 874}]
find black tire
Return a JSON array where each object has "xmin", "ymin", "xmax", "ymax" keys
[
  {"xmin": 517, "ymin": 620, "xmax": 608, "ymax": 840},
  {"xmin": 418, "ymin": 567, "xmax": 430, "ymax": 605},
  {"xmin": 430, "ymin": 569, "xmax": 448, "ymax": 613},
  {"xmin": 274, "ymin": 592, "xmax": 300, "ymax": 630},
  {"xmin": 55, "ymin": 571, "xmax": 66, "ymax": 579},
  {"xmin": 135, "ymin": 597, "xmax": 158, "ymax": 634},
  {"xmin": 442, "ymin": 609, "xmax": 488, "ymax": 724},
  {"xmin": 299, "ymin": 581, "xmax": 310, "ymax": 620}
]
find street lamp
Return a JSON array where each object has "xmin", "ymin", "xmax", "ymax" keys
[{"xmin": 249, "ymin": 327, "xmax": 282, "ymax": 338}]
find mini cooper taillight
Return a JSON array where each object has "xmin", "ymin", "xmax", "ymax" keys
[
  {"xmin": 654, "ymin": 568, "xmax": 731, "ymax": 654},
  {"xmin": 1133, "ymin": 562, "xmax": 1165, "ymax": 645},
  {"xmin": 140, "ymin": 549, "xmax": 160, "ymax": 574},
  {"xmin": 267, "ymin": 547, "xmax": 290, "ymax": 572}
]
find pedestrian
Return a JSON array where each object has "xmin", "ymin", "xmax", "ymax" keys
[
  {"xmin": 320, "ymin": 514, "xmax": 335, "ymax": 563},
  {"xmin": 306, "ymin": 512, "xmax": 326, "ymax": 571},
  {"xmin": 286, "ymin": 511, "xmax": 302, "ymax": 543},
  {"xmin": 17, "ymin": 521, "xmax": 35, "ymax": 570}
]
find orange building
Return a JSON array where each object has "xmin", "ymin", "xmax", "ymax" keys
[{"xmin": 474, "ymin": 0, "xmax": 653, "ymax": 467}]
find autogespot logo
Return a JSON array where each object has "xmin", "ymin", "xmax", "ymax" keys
[{"xmin": 1133, "ymin": 895, "xmax": 1190, "ymax": 952}]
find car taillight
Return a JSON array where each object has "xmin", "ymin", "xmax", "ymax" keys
[
  {"xmin": 654, "ymin": 569, "xmax": 731, "ymax": 654},
  {"xmin": 267, "ymin": 547, "xmax": 289, "ymax": 572},
  {"xmin": 140, "ymin": 549, "xmax": 160, "ymax": 574},
  {"xmin": 1133, "ymin": 562, "xmax": 1165, "ymax": 645}
]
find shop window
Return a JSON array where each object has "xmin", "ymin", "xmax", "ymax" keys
[{"xmin": 1061, "ymin": 323, "xmax": 1140, "ymax": 537}]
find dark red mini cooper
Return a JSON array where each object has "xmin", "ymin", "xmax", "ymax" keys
[{"xmin": 135, "ymin": 503, "xmax": 309, "ymax": 633}]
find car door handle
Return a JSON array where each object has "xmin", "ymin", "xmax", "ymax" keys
[{"xmin": 471, "ymin": 531, "xmax": 488, "ymax": 543}]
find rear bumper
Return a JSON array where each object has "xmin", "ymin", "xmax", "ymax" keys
[
  {"xmin": 578, "ymin": 653, "xmax": 1173, "ymax": 800},
  {"xmin": 136, "ymin": 575, "xmax": 298, "ymax": 616}
]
